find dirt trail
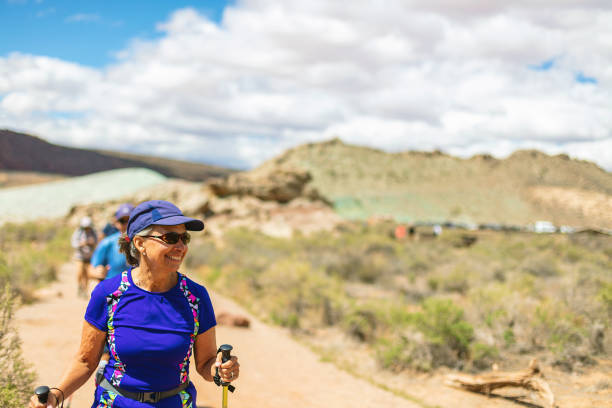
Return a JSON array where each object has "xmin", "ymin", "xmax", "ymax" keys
[{"xmin": 16, "ymin": 264, "xmax": 421, "ymax": 408}]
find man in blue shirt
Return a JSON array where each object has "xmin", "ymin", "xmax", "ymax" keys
[
  {"xmin": 89, "ymin": 203, "xmax": 134, "ymax": 383},
  {"xmin": 90, "ymin": 203, "xmax": 134, "ymax": 281}
]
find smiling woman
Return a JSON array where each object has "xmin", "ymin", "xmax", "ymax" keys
[{"xmin": 28, "ymin": 200, "xmax": 240, "ymax": 408}]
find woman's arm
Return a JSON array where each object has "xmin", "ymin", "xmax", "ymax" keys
[
  {"xmin": 53, "ymin": 321, "xmax": 106, "ymax": 402},
  {"xmin": 29, "ymin": 321, "xmax": 105, "ymax": 407},
  {"xmin": 193, "ymin": 326, "xmax": 240, "ymax": 384},
  {"xmin": 193, "ymin": 326, "xmax": 218, "ymax": 382}
]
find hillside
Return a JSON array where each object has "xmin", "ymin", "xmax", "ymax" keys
[
  {"xmin": 255, "ymin": 138, "xmax": 612, "ymax": 228},
  {"xmin": 0, "ymin": 168, "xmax": 167, "ymax": 225},
  {"xmin": 0, "ymin": 129, "xmax": 233, "ymax": 182}
]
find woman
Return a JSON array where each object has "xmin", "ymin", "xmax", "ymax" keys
[{"xmin": 29, "ymin": 200, "xmax": 239, "ymax": 408}]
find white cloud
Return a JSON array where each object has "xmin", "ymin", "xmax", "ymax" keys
[
  {"xmin": 1, "ymin": 0, "xmax": 611, "ymax": 170},
  {"xmin": 65, "ymin": 13, "xmax": 100, "ymax": 23}
]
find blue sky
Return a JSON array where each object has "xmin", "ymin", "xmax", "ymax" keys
[
  {"xmin": 0, "ymin": 1, "xmax": 611, "ymax": 170},
  {"xmin": 0, "ymin": 0, "xmax": 232, "ymax": 67}
]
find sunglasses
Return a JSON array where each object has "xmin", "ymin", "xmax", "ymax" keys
[
  {"xmin": 141, "ymin": 232, "xmax": 191, "ymax": 245},
  {"xmin": 118, "ymin": 217, "xmax": 130, "ymax": 225}
]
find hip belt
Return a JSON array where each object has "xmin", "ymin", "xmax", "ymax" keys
[{"xmin": 99, "ymin": 377, "xmax": 190, "ymax": 403}]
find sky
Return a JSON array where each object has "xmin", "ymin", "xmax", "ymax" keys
[{"xmin": 1, "ymin": 0, "xmax": 611, "ymax": 171}]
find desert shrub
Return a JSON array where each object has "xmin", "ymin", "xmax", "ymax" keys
[
  {"xmin": 413, "ymin": 298, "xmax": 474, "ymax": 359},
  {"xmin": 256, "ymin": 260, "xmax": 345, "ymax": 330},
  {"xmin": 376, "ymin": 334, "xmax": 433, "ymax": 372},
  {"xmin": 470, "ymin": 342, "xmax": 499, "ymax": 370},
  {"xmin": 529, "ymin": 300, "xmax": 592, "ymax": 370},
  {"xmin": 0, "ymin": 285, "xmax": 35, "ymax": 408},
  {"xmin": 440, "ymin": 266, "xmax": 471, "ymax": 294},
  {"xmin": 598, "ymin": 282, "xmax": 612, "ymax": 318},
  {"xmin": 522, "ymin": 255, "xmax": 559, "ymax": 277},
  {"xmin": 372, "ymin": 297, "xmax": 479, "ymax": 371},
  {"xmin": 503, "ymin": 328, "xmax": 516, "ymax": 347},
  {"xmin": 343, "ymin": 308, "xmax": 379, "ymax": 342},
  {"xmin": 0, "ymin": 221, "xmax": 71, "ymax": 300}
]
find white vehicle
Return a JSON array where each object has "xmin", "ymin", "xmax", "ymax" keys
[{"xmin": 534, "ymin": 221, "xmax": 556, "ymax": 233}]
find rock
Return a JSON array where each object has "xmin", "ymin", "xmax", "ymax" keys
[
  {"xmin": 207, "ymin": 168, "xmax": 327, "ymax": 204},
  {"xmin": 216, "ymin": 312, "xmax": 251, "ymax": 328}
]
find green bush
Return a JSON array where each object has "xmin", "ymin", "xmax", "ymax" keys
[
  {"xmin": 470, "ymin": 342, "xmax": 499, "ymax": 370},
  {"xmin": 0, "ymin": 285, "xmax": 35, "ymax": 408},
  {"xmin": 376, "ymin": 335, "xmax": 433, "ymax": 372},
  {"xmin": 598, "ymin": 282, "xmax": 612, "ymax": 317},
  {"xmin": 412, "ymin": 298, "xmax": 474, "ymax": 360}
]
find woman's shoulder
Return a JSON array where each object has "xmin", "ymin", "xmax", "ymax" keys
[{"xmin": 178, "ymin": 273, "xmax": 210, "ymax": 297}]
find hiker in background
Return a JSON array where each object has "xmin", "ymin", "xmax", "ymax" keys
[
  {"xmin": 89, "ymin": 203, "xmax": 134, "ymax": 383},
  {"xmin": 89, "ymin": 203, "xmax": 133, "ymax": 282},
  {"xmin": 101, "ymin": 221, "xmax": 119, "ymax": 239},
  {"xmin": 29, "ymin": 200, "xmax": 239, "ymax": 408},
  {"xmin": 71, "ymin": 216, "xmax": 97, "ymax": 298}
]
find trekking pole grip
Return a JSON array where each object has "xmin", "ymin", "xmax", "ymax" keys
[
  {"xmin": 35, "ymin": 385, "xmax": 50, "ymax": 404},
  {"xmin": 218, "ymin": 344, "xmax": 235, "ymax": 392},
  {"xmin": 220, "ymin": 344, "xmax": 232, "ymax": 364}
]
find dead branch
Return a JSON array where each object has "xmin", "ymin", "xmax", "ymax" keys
[{"xmin": 445, "ymin": 359, "xmax": 555, "ymax": 408}]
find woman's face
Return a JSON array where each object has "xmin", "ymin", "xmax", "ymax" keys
[{"xmin": 139, "ymin": 224, "xmax": 189, "ymax": 272}]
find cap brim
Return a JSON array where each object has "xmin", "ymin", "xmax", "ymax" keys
[{"xmin": 152, "ymin": 215, "xmax": 205, "ymax": 231}]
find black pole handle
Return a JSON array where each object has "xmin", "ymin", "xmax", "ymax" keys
[
  {"xmin": 219, "ymin": 344, "xmax": 232, "ymax": 364},
  {"xmin": 35, "ymin": 385, "xmax": 50, "ymax": 404},
  {"xmin": 218, "ymin": 344, "xmax": 235, "ymax": 391}
]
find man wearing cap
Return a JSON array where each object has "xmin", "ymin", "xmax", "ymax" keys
[
  {"xmin": 71, "ymin": 216, "xmax": 98, "ymax": 298},
  {"xmin": 89, "ymin": 203, "xmax": 134, "ymax": 283}
]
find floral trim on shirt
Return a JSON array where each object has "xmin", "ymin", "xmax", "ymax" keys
[
  {"xmin": 96, "ymin": 389, "xmax": 118, "ymax": 407},
  {"xmin": 105, "ymin": 270, "xmax": 131, "ymax": 387},
  {"xmin": 177, "ymin": 273, "xmax": 200, "ymax": 384},
  {"xmin": 179, "ymin": 390, "xmax": 193, "ymax": 408}
]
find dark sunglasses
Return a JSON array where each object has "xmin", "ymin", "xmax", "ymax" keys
[
  {"xmin": 118, "ymin": 217, "xmax": 130, "ymax": 225},
  {"xmin": 141, "ymin": 232, "xmax": 191, "ymax": 245}
]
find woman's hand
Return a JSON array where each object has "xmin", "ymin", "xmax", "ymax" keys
[
  {"xmin": 216, "ymin": 353, "xmax": 240, "ymax": 383},
  {"xmin": 28, "ymin": 391, "xmax": 58, "ymax": 408}
]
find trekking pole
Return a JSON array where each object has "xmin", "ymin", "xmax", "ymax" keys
[
  {"xmin": 218, "ymin": 344, "xmax": 235, "ymax": 408},
  {"xmin": 35, "ymin": 385, "xmax": 64, "ymax": 407},
  {"xmin": 35, "ymin": 385, "xmax": 50, "ymax": 405}
]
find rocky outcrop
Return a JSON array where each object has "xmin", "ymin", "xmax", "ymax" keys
[
  {"xmin": 207, "ymin": 168, "xmax": 329, "ymax": 204},
  {"xmin": 66, "ymin": 168, "xmax": 342, "ymax": 238}
]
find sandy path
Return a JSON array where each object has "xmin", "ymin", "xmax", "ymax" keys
[{"xmin": 16, "ymin": 263, "xmax": 421, "ymax": 408}]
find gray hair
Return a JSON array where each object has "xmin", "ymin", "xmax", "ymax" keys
[
  {"xmin": 119, "ymin": 226, "xmax": 153, "ymax": 266},
  {"xmin": 130, "ymin": 226, "xmax": 153, "ymax": 260}
]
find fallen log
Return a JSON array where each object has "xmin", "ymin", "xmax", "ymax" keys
[{"xmin": 445, "ymin": 359, "xmax": 555, "ymax": 408}]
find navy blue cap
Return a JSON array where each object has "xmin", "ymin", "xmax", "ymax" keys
[
  {"xmin": 115, "ymin": 203, "xmax": 134, "ymax": 220},
  {"xmin": 127, "ymin": 200, "xmax": 204, "ymax": 239}
]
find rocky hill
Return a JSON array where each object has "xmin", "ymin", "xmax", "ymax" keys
[
  {"xmin": 254, "ymin": 138, "xmax": 612, "ymax": 228},
  {"xmin": 0, "ymin": 129, "xmax": 233, "ymax": 181}
]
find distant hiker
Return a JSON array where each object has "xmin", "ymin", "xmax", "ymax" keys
[
  {"xmin": 394, "ymin": 225, "xmax": 407, "ymax": 240},
  {"xmin": 101, "ymin": 221, "xmax": 119, "ymax": 239},
  {"xmin": 29, "ymin": 200, "xmax": 239, "ymax": 408},
  {"xmin": 71, "ymin": 216, "xmax": 97, "ymax": 298},
  {"xmin": 89, "ymin": 203, "xmax": 133, "ymax": 282}
]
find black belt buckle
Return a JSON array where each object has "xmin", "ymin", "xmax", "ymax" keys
[{"xmin": 138, "ymin": 391, "xmax": 161, "ymax": 403}]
